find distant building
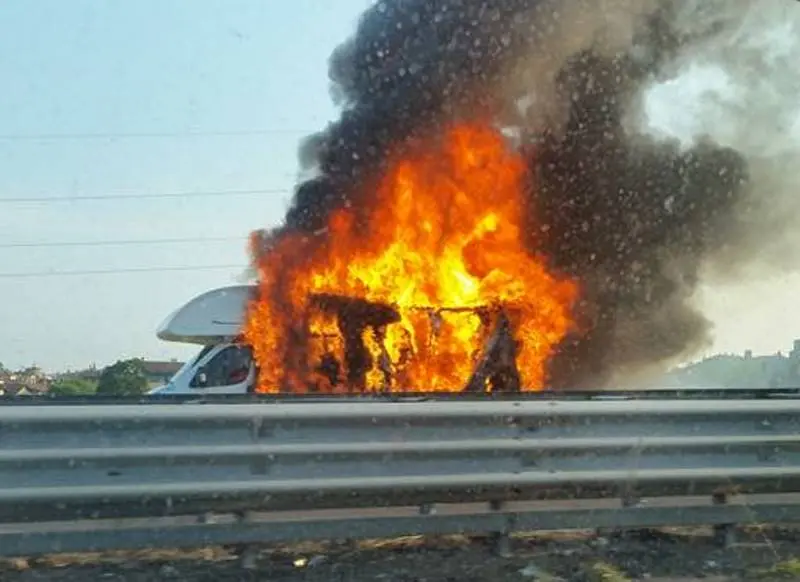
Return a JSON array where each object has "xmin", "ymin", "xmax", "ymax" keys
[
  {"xmin": 0, "ymin": 366, "xmax": 51, "ymax": 396},
  {"xmin": 666, "ymin": 338, "xmax": 800, "ymax": 389},
  {"xmin": 0, "ymin": 381, "xmax": 49, "ymax": 396}
]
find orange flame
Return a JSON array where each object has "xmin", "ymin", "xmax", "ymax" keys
[{"xmin": 245, "ymin": 123, "xmax": 578, "ymax": 393}]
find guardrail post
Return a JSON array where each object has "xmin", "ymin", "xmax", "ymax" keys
[
  {"xmin": 488, "ymin": 500, "xmax": 512, "ymax": 557},
  {"xmin": 618, "ymin": 490, "xmax": 643, "ymax": 537},
  {"xmin": 228, "ymin": 511, "xmax": 261, "ymax": 570},
  {"xmin": 621, "ymin": 490, "xmax": 641, "ymax": 509},
  {"xmin": 712, "ymin": 491, "xmax": 736, "ymax": 547},
  {"xmin": 419, "ymin": 503, "xmax": 437, "ymax": 515},
  {"xmin": 197, "ymin": 512, "xmax": 217, "ymax": 525},
  {"xmin": 597, "ymin": 489, "xmax": 643, "ymax": 540}
]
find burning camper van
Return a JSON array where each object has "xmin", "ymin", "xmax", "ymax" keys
[{"xmin": 150, "ymin": 282, "xmax": 545, "ymax": 395}]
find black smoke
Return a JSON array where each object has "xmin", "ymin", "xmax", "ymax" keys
[
  {"xmin": 255, "ymin": 0, "xmax": 771, "ymax": 389},
  {"xmin": 283, "ymin": 0, "xmax": 544, "ymax": 234},
  {"xmin": 534, "ymin": 50, "xmax": 747, "ymax": 388}
]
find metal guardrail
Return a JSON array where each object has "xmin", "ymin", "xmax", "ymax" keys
[
  {"xmin": 3, "ymin": 387, "xmax": 800, "ymax": 406},
  {"xmin": 1, "ymin": 398, "xmax": 800, "ymax": 557}
]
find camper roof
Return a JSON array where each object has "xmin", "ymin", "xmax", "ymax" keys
[{"xmin": 157, "ymin": 285, "xmax": 257, "ymax": 344}]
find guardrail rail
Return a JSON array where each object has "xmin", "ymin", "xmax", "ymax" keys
[{"xmin": 1, "ymin": 397, "xmax": 799, "ymax": 557}]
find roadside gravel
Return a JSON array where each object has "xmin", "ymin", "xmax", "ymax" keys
[{"xmin": 2, "ymin": 528, "xmax": 799, "ymax": 581}]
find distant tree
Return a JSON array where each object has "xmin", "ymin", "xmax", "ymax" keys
[
  {"xmin": 96, "ymin": 359, "xmax": 148, "ymax": 397},
  {"xmin": 49, "ymin": 378, "xmax": 97, "ymax": 397}
]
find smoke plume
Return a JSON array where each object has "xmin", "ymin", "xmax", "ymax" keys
[{"xmin": 254, "ymin": 0, "xmax": 800, "ymax": 389}]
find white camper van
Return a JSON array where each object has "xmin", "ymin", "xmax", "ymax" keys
[{"xmin": 149, "ymin": 285, "xmax": 258, "ymax": 395}]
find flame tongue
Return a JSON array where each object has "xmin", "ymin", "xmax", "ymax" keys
[{"xmin": 245, "ymin": 123, "xmax": 579, "ymax": 393}]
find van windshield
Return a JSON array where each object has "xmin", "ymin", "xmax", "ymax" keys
[{"xmin": 170, "ymin": 345, "xmax": 215, "ymax": 382}]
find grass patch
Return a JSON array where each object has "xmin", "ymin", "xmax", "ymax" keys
[
  {"xmin": 585, "ymin": 561, "xmax": 631, "ymax": 582},
  {"xmin": 751, "ymin": 558, "xmax": 800, "ymax": 579}
]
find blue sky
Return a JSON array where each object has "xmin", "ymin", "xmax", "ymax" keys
[
  {"xmin": 0, "ymin": 0, "xmax": 369, "ymax": 370},
  {"xmin": 1, "ymin": 0, "xmax": 799, "ymax": 372}
]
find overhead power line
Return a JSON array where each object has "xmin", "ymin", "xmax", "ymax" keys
[
  {"xmin": 0, "ymin": 264, "xmax": 249, "ymax": 279},
  {"xmin": 0, "ymin": 129, "xmax": 315, "ymax": 141},
  {"xmin": 0, "ymin": 188, "xmax": 291, "ymax": 203},
  {"xmin": 0, "ymin": 236, "xmax": 246, "ymax": 249}
]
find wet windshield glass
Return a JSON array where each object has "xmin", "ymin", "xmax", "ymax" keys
[{"xmin": 2, "ymin": 1, "xmax": 800, "ymax": 580}]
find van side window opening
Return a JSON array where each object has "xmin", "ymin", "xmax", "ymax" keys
[{"xmin": 191, "ymin": 345, "xmax": 253, "ymax": 388}]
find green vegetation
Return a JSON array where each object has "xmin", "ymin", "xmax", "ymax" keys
[
  {"xmin": 49, "ymin": 378, "xmax": 97, "ymax": 396},
  {"xmin": 96, "ymin": 359, "xmax": 148, "ymax": 397},
  {"xmin": 751, "ymin": 558, "xmax": 800, "ymax": 579},
  {"xmin": 585, "ymin": 562, "xmax": 631, "ymax": 582}
]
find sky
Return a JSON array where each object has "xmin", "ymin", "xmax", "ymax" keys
[
  {"xmin": 0, "ymin": 0, "xmax": 371, "ymax": 371},
  {"xmin": 1, "ymin": 0, "xmax": 799, "ymax": 372}
]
